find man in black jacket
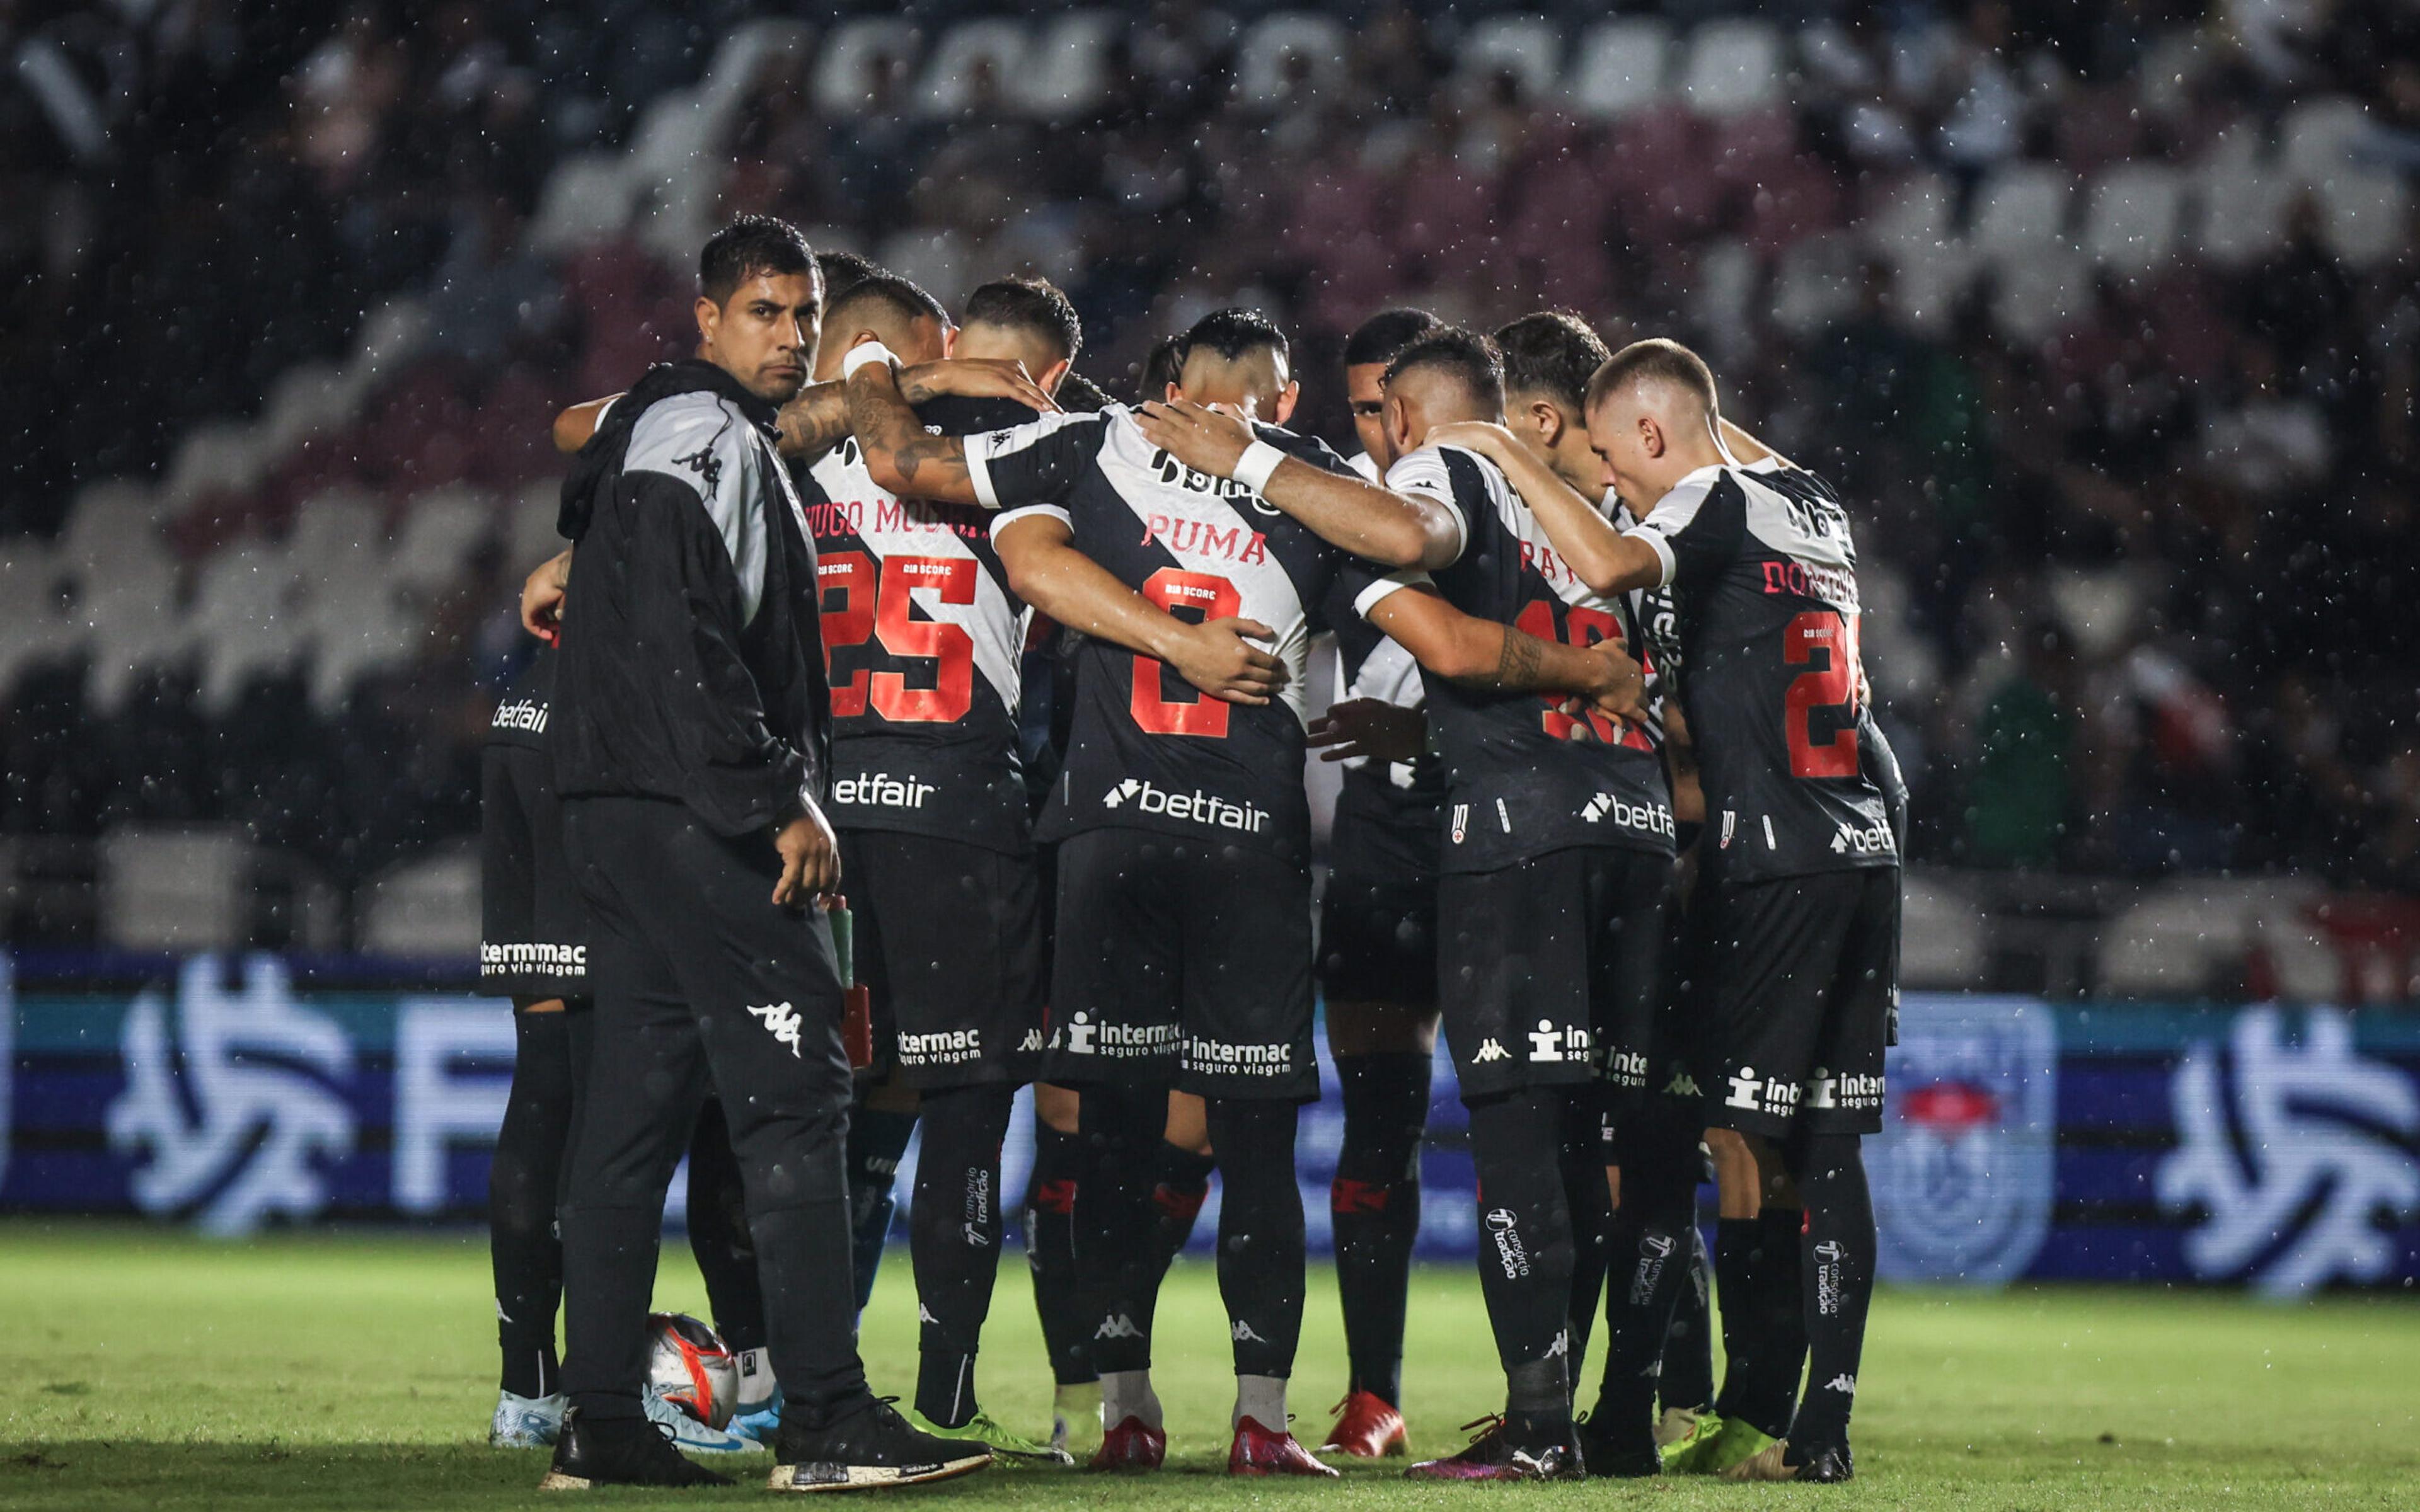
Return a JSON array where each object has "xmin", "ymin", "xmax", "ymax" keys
[{"xmin": 539, "ymin": 214, "xmax": 988, "ymax": 1494}]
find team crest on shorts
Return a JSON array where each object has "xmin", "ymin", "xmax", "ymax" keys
[{"xmin": 1870, "ymin": 995, "xmax": 2056, "ymax": 1285}]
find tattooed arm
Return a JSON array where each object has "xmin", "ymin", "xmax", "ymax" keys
[
  {"xmin": 1365, "ymin": 581, "xmax": 1645, "ymax": 719},
  {"xmin": 843, "ymin": 362, "xmax": 982, "ymax": 505}
]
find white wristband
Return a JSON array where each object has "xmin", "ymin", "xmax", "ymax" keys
[
  {"xmin": 1233, "ymin": 438, "xmax": 1288, "ymax": 496},
  {"xmin": 841, "ymin": 341, "xmax": 899, "ymax": 381}
]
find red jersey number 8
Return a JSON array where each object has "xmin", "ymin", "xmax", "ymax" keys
[{"xmin": 1132, "ymin": 567, "xmax": 1242, "ymax": 737}]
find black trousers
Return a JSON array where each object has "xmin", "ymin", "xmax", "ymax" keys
[{"xmin": 557, "ymin": 794, "xmax": 866, "ymax": 1421}]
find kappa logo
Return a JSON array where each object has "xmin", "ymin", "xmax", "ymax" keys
[
  {"xmin": 1473, "ymin": 1038, "xmax": 1510, "ymax": 1063},
  {"xmin": 1528, "ymin": 1019, "xmax": 1587, "ymax": 1063},
  {"xmin": 1094, "ymin": 1313, "xmax": 1143, "ymax": 1341},
  {"xmin": 1662, "ymin": 1070, "xmax": 1703, "ymax": 1098},
  {"xmin": 672, "ymin": 445, "xmax": 723, "ymax": 498},
  {"xmin": 1543, "ymin": 1329, "xmax": 1569, "ymax": 1360},
  {"xmin": 919, "ymin": 1303, "xmax": 938, "ymax": 1324},
  {"xmin": 746, "ymin": 1001, "xmax": 804, "ymax": 1058},
  {"xmin": 1017, "ymin": 1028, "xmax": 1045, "ymax": 1053},
  {"xmin": 1830, "ymin": 818, "xmax": 1896, "ymax": 856},
  {"xmin": 1231, "ymin": 1320, "xmax": 1268, "ymax": 1344},
  {"xmin": 1824, "ymin": 1374, "xmax": 1857, "ymax": 1394}
]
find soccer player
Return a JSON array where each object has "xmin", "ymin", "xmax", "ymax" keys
[
  {"xmin": 1472, "ymin": 338, "xmax": 1898, "ymax": 1483},
  {"xmin": 844, "ymin": 307, "xmax": 1461, "ymax": 1477},
  {"xmin": 479, "ymin": 641, "xmax": 777, "ymax": 1457},
  {"xmin": 1330, "ymin": 329, "xmax": 1671, "ymax": 1480},
  {"xmin": 1311, "ymin": 306, "xmax": 1448, "ymax": 1458},
  {"xmin": 541, "ymin": 214, "xmax": 987, "ymax": 1492}
]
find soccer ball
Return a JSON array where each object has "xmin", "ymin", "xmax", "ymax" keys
[{"xmin": 647, "ymin": 1312, "xmax": 738, "ymax": 1429}]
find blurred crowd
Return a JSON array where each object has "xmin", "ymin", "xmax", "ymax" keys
[{"xmin": 4, "ymin": 0, "xmax": 2419, "ymax": 911}]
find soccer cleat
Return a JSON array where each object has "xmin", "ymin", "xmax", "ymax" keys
[
  {"xmin": 1051, "ymin": 1381, "xmax": 1103, "ymax": 1462},
  {"xmin": 908, "ymin": 1407, "xmax": 1074, "ymax": 1466},
  {"xmin": 1230, "ymin": 1416, "xmax": 1339, "ymax": 1477},
  {"xmin": 728, "ymin": 1387, "xmax": 783, "ymax": 1445},
  {"xmin": 1319, "ymin": 1391, "xmax": 1407, "ymax": 1458},
  {"xmin": 1404, "ymin": 1415, "xmax": 1582, "ymax": 1482},
  {"xmin": 1725, "ymin": 1438, "xmax": 1853, "ymax": 1483},
  {"xmin": 1574, "ymin": 1410, "xmax": 1661, "ymax": 1479},
  {"xmin": 491, "ymin": 1389, "xmax": 567, "ymax": 1448},
  {"xmin": 768, "ymin": 1395, "xmax": 992, "ymax": 1492},
  {"xmin": 1661, "ymin": 1412, "xmax": 1777, "ymax": 1475},
  {"xmin": 538, "ymin": 1406, "xmax": 734, "ymax": 1491},
  {"xmin": 1088, "ymin": 1414, "xmax": 1168, "ymax": 1472},
  {"xmin": 1654, "ymin": 1404, "xmax": 1709, "ymax": 1450},
  {"xmin": 642, "ymin": 1383, "xmax": 765, "ymax": 1453}
]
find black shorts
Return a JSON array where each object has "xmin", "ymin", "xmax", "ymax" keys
[
  {"xmin": 1317, "ymin": 870, "xmax": 1439, "ymax": 1008},
  {"xmin": 1435, "ymin": 845, "xmax": 1673, "ymax": 1101},
  {"xmin": 1044, "ymin": 827, "xmax": 1317, "ymax": 1101},
  {"xmin": 479, "ymin": 745, "xmax": 590, "ymax": 1000},
  {"xmin": 838, "ymin": 830, "xmax": 1046, "ymax": 1090},
  {"xmin": 1701, "ymin": 867, "xmax": 1899, "ymax": 1138}
]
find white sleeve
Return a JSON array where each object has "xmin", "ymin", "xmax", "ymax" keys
[
  {"xmin": 1353, "ymin": 568, "xmax": 1432, "ymax": 617},
  {"xmin": 1381, "ymin": 447, "xmax": 1469, "ymax": 563}
]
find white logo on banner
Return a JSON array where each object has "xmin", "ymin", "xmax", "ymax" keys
[
  {"xmin": 391, "ymin": 1002, "xmax": 516, "ymax": 1215},
  {"xmin": 1872, "ymin": 995, "xmax": 2057, "ymax": 1286},
  {"xmin": 106, "ymin": 955, "xmax": 355, "ymax": 1235},
  {"xmin": 2158, "ymin": 1007, "xmax": 2420, "ymax": 1298}
]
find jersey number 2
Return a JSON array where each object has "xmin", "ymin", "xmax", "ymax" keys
[
  {"xmin": 1132, "ymin": 568, "xmax": 1241, "ymax": 737},
  {"xmin": 1783, "ymin": 610, "xmax": 1860, "ymax": 778},
  {"xmin": 820, "ymin": 552, "xmax": 976, "ymax": 723}
]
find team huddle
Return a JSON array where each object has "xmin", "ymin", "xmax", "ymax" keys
[{"xmin": 478, "ymin": 214, "xmax": 1902, "ymax": 1492}]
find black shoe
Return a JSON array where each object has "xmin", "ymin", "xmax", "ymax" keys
[
  {"xmin": 539, "ymin": 1406, "xmax": 734, "ymax": 1491},
  {"xmin": 1575, "ymin": 1410, "xmax": 1661, "ymax": 1479},
  {"xmin": 769, "ymin": 1395, "xmax": 993, "ymax": 1492},
  {"xmin": 1791, "ymin": 1442, "xmax": 1855, "ymax": 1482}
]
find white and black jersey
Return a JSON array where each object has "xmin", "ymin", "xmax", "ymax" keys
[
  {"xmin": 1320, "ymin": 576, "xmax": 1448, "ymax": 879},
  {"xmin": 804, "ymin": 397, "xmax": 1035, "ymax": 856},
  {"xmin": 1352, "ymin": 444, "xmax": 1675, "ymax": 873},
  {"xmin": 1630, "ymin": 456, "xmax": 1894, "ymax": 883},
  {"xmin": 974, "ymin": 406, "xmax": 1366, "ymax": 867}
]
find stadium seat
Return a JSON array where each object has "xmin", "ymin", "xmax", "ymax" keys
[
  {"xmin": 1458, "ymin": 15, "xmax": 1562, "ymax": 102},
  {"xmin": 1570, "ymin": 18, "xmax": 1671, "ymax": 120},
  {"xmin": 386, "ymin": 488, "xmax": 495, "ymax": 597},
  {"xmin": 1678, "ymin": 20, "xmax": 1785, "ymax": 118},
  {"xmin": 100, "ymin": 825, "xmax": 252, "ymax": 951},
  {"xmin": 812, "ymin": 17, "xmax": 922, "ymax": 117},
  {"xmin": 1902, "ymin": 871, "xmax": 1987, "ymax": 989},
  {"xmin": 917, "ymin": 18, "xmax": 1028, "ymax": 120},
  {"xmin": 1770, "ymin": 232, "xmax": 1864, "ymax": 338},
  {"xmin": 2085, "ymin": 161, "xmax": 2186, "ymax": 274},
  {"xmin": 1969, "ymin": 163, "xmax": 2075, "ymax": 268},
  {"xmin": 2100, "ymin": 878, "xmax": 2322, "ymax": 999},
  {"xmin": 2193, "ymin": 127, "xmax": 2294, "ymax": 269},
  {"xmin": 2280, "ymin": 95, "xmax": 2375, "ymax": 183},
  {"xmin": 1013, "ymin": 10, "xmax": 1117, "ymax": 120},
  {"xmin": 360, "ymin": 844, "xmax": 482, "ymax": 957},
  {"xmin": 192, "ymin": 539, "xmax": 308, "ymax": 713},
  {"xmin": 2312, "ymin": 168, "xmax": 2409, "ymax": 268},
  {"xmin": 1991, "ymin": 248, "xmax": 2089, "ymax": 342},
  {"xmin": 1235, "ymin": 13, "xmax": 1351, "ymax": 106}
]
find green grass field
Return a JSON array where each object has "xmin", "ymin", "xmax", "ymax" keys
[{"xmin": 1, "ymin": 1222, "xmax": 2414, "ymax": 1509}]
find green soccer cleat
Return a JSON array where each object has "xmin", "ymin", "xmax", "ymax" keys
[
  {"xmin": 1661, "ymin": 1413, "xmax": 1777, "ymax": 1475},
  {"xmin": 907, "ymin": 1408, "xmax": 1075, "ymax": 1466},
  {"xmin": 1051, "ymin": 1382, "xmax": 1105, "ymax": 1463}
]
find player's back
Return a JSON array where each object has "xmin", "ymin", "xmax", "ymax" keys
[
  {"xmin": 1630, "ymin": 457, "xmax": 1893, "ymax": 881},
  {"xmin": 1380, "ymin": 443, "xmax": 1675, "ymax": 870},
  {"xmin": 976, "ymin": 406, "xmax": 1361, "ymax": 864},
  {"xmin": 805, "ymin": 397, "xmax": 1036, "ymax": 854}
]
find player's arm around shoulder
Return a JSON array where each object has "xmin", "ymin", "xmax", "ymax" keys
[
  {"xmin": 1422, "ymin": 420, "xmax": 1663, "ymax": 596},
  {"xmin": 1132, "ymin": 399, "xmax": 1459, "ymax": 571},
  {"xmin": 1356, "ymin": 573, "xmax": 1646, "ymax": 723}
]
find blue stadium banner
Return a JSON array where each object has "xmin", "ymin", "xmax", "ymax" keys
[{"xmin": 3, "ymin": 953, "xmax": 2417, "ymax": 1296}]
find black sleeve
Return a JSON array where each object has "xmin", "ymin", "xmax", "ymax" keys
[
  {"xmin": 621, "ymin": 469, "xmax": 812, "ymax": 833},
  {"xmin": 964, "ymin": 410, "xmax": 1105, "ymax": 510}
]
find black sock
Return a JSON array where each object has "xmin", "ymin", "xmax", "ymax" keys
[
  {"xmin": 685, "ymin": 1099, "xmax": 766, "ymax": 1353},
  {"xmin": 909, "ymin": 1084, "xmax": 1017, "ymax": 1427},
  {"xmin": 1204, "ymin": 1098, "xmax": 1306, "ymax": 1380},
  {"xmin": 1148, "ymin": 1139, "xmax": 1216, "ymax": 1276},
  {"xmin": 1022, "ymin": 1116, "xmax": 1095, "ymax": 1387},
  {"xmin": 1075, "ymin": 1084, "xmax": 1163, "ymax": 1376},
  {"xmin": 1466, "ymin": 1089, "xmax": 1578, "ymax": 1438},
  {"xmin": 1712, "ymin": 1211, "xmax": 1802, "ymax": 1438},
  {"xmin": 1659, "ymin": 1221, "xmax": 1716, "ymax": 1412},
  {"xmin": 1330, "ymin": 1051, "xmax": 1429, "ymax": 1406},
  {"xmin": 1788, "ymin": 1137, "xmax": 1873, "ymax": 1455},
  {"xmin": 492, "ymin": 1008, "xmax": 575, "ymax": 1399},
  {"xmin": 845, "ymin": 1099, "xmax": 919, "ymax": 1312},
  {"xmin": 1560, "ymin": 1095, "xmax": 1612, "ymax": 1372},
  {"xmin": 1590, "ymin": 1107, "xmax": 1700, "ymax": 1448}
]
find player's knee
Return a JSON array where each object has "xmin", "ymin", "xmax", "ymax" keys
[
  {"xmin": 1163, "ymin": 1089, "xmax": 1213, "ymax": 1156},
  {"xmin": 1034, "ymin": 1080, "xmax": 1081, "ymax": 1135}
]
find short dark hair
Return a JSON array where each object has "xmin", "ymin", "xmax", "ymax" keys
[
  {"xmin": 1586, "ymin": 337, "xmax": 1718, "ymax": 417},
  {"xmin": 1343, "ymin": 307, "xmax": 1444, "ymax": 368},
  {"xmin": 700, "ymin": 215, "xmax": 815, "ymax": 306},
  {"xmin": 815, "ymin": 248, "xmax": 882, "ymax": 298},
  {"xmin": 1057, "ymin": 370, "xmax": 1112, "ymax": 410},
  {"xmin": 1138, "ymin": 334, "xmax": 1187, "ymax": 402},
  {"xmin": 1180, "ymin": 307, "xmax": 1289, "ymax": 365},
  {"xmin": 1383, "ymin": 328, "xmax": 1505, "ymax": 411},
  {"xmin": 826, "ymin": 273, "xmax": 950, "ymax": 334},
  {"xmin": 964, "ymin": 276, "xmax": 1082, "ymax": 362},
  {"xmin": 1495, "ymin": 311, "xmax": 1611, "ymax": 411}
]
